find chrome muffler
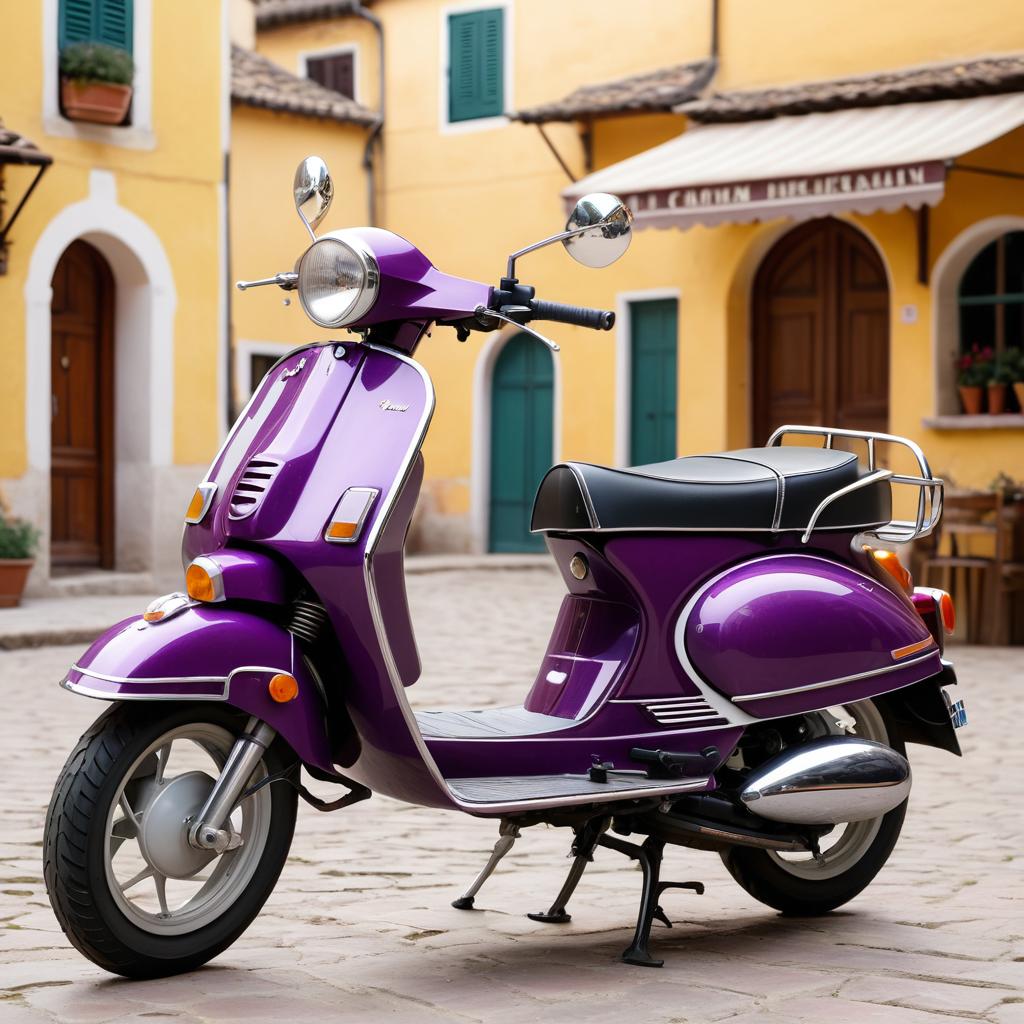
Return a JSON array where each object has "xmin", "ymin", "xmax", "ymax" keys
[{"xmin": 739, "ymin": 737, "xmax": 910, "ymax": 825}]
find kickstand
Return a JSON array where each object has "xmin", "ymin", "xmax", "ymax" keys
[
  {"xmin": 598, "ymin": 834, "xmax": 704, "ymax": 968},
  {"xmin": 452, "ymin": 820, "xmax": 521, "ymax": 910},
  {"xmin": 527, "ymin": 816, "xmax": 609, "ymax": 924}
]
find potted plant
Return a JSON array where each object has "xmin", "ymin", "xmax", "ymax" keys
[
  {"xmin": 0, "ymin": 506, "xmax": 39, "ymax": 608},
  {"xmin": 957, "ymin": 344, "xmax": 993, "ymax": 415},
  {"xmin": 1004, "ymin": 347, "xmax": 1024, "ymax": 413},
  {"xmin": 987, "ymin": 352, "xmax": 1016, "ymax": 415},
  {"xmin": 59, "ymin": 42, "xmax": 134, "ymax": 125}
]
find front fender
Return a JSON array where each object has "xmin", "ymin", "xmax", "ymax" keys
[{"xmin": 63, "ymin": 606, "xmax": 336, "ymax": 775}]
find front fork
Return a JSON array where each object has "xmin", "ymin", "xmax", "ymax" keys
[{"xmin": 188, "ymin": 718, "xmax": 276, "ymax": 854}]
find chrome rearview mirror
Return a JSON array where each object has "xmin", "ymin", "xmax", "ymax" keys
[
  {"xmin": 293, "ymin": 156, "xmax": 334, "ymax": 241},
  {"xmin": 504, "ymin": 192, "xmax": 634, "ymax": 279},
  {"xmin": 562, "ymin": 193, "xmax": 633, "ymax": 268}
]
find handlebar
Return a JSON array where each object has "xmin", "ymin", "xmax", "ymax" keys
[{"xmin": 529, "ymin": 299, "xmax": 614, "ymax": 331}]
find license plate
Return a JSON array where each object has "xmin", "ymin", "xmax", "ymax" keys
[{"xmin": 943, "ymin": 689, "xmax": 968, "ymax": 729}]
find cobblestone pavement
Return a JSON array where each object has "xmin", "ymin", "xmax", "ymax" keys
[{"xmin": 1, "ymin": 567, "xmax": 1021, "ymax": 1023}]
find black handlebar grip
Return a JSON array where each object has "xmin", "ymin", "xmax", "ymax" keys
[{"xmin": 530, "ymin": 299, "xmax": 615, "ymax": 331}]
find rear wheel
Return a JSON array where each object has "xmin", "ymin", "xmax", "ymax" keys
[
  {"xmin": 720, "ymin": 698, "xmax": 907, "ymax": 915},
  {"xmin": 44, "ymin": 702, "xmax": 297, "ymax": 978}
]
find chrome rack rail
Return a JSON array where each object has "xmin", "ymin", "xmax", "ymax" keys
[{"xmin": 767, "ymin": 425, "xmax": 944, "ymax": 545}]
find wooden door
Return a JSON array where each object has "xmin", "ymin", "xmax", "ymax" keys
[
  {"xmin": 629, "ymin": 298, "xmax": 678, "ymax": 465},
  {"xmin": 488, "ymin": 334, "xmax": 553, "ymax": 553},
  {"xmin": 752, "ymin": 218, "xmax": 889, "ymax": 445},
  {"xmin": 50, "ymin": 240, "xmax": 114, "ymax": 569}
]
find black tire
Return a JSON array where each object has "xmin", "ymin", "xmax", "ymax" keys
[
  {"xmin": 44, "ymin": 701, "xmax": 297, "ymax": 978},
  {"xmin": 720, "ymin": 700, "xmax": 907, "ymax": 916}
]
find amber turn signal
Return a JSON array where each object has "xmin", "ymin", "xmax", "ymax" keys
[
  {"xmin": 185, "ymin": 488, "xmax": 206, "ymax": 521},
  {"xmin": 866, "ymin": 547, "xmax": 913, "ymax": 593},
  {"xmin": 185, "ymin": 563, "xmax": 216, "ymax": 603},
  {"xmin": 268, "ymin": 673, "xmax": 299, "ymax": 703},
  {"xmin": 939, "ymin": 591, "xmax": 956, "ymax": 635},
  {"xmin": 326, "ymin": 521, "xmax": 358, "ymax": 540},
  {"xmin": 142, "ymin": 609, "xmax": 165, "ymax": 623}
]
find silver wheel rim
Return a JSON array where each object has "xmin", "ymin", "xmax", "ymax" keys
[
  {"xmin": 103, "ymin": 722, "xmax": 272, "ymax": 936},
  {"xmin": 766, "ymin": 700, "xmax": 893, "ymax": 881}
]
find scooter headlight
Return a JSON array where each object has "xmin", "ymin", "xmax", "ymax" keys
[{"xmin": 297, "ymin": 235, "xmax": 379, "ymax": 328}]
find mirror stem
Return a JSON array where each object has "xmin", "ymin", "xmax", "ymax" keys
[{"xmin": 505, "ymin": 224, "xmax": 597, "ymax": 279}]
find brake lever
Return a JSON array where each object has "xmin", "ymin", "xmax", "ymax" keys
[
  {"xmin": 236, "ymin": 272, "xmax": 299, "ymax": 292},
  {"xmin": 473, "ymin": 305, "xmax": 560, "ymax": 352}
]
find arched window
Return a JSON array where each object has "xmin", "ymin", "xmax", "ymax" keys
[{"xmin": 959, "ymin": 230, "xmax": 1024, "ymax": 367}]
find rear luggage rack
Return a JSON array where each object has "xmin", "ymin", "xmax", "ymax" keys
[{"xmin": 768, "ymin": 425, "xmax": 943, "ymax": 544}]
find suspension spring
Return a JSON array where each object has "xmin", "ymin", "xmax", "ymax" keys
[{"xmin": 287, "ymin": 599, "xmax": 328, "ymax": 645}]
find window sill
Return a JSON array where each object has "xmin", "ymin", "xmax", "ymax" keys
[
  {"xmin": 922, "ymin": 414, "xmax": 1024, "ymax": 430},
  {"xmin": 43, "ymin": 114, "xmax": 155, "ymax": 151}
]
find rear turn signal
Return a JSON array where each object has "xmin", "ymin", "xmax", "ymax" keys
[
  {"xmin": 268, "ymin": 673, "xmax": 299, "ymax": 703},
  {"xmin": 939, "ymin": 591, "xmax": 956, "ymax": 635},
  {"xmin": 866, "ymin": 546, "xmax": 913, "ymax": 593}
]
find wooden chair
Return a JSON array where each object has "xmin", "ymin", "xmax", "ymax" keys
[
  {"xmin": 990, "ymin": 492, "xmax": 1024, "ymax": 645},
  {"xmin": 919, "ymin": 491, "xmax": 998, "ymax": 644}
]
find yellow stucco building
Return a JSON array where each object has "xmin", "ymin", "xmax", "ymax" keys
[
  {"xmin": 236, "ymin": 0, "xmax": 1024, "ymax": 555},
  {"xmin": 4, "ymin": 0, "xmax": 1024, "ymax": 590},
  {"xmin": 0, "ymin": 0, "xmax": 228, "ymax": 590}
]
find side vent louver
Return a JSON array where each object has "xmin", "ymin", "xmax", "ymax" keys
[{"xmin": 228, "ymin": 457, "xmax": 281, "ymax": 520}]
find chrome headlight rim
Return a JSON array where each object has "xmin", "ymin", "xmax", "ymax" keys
[{"xmin": 297, "ymin": 232, "xmax": 380, "ymax": 329}]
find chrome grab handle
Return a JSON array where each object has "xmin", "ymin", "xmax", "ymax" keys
[
  {"xmin": 769, "ymin": 424, "xmax": 944, "ymax": 545},
  {"xmin": 801, "ymin": 470, "xmax": 894, "ymax": 544}
]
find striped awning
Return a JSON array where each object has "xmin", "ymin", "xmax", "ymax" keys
[{"xmin": 563, "ymin": 94, "xmax": 1024, "ymax": 229}]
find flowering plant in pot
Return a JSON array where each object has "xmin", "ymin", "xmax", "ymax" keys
[
  {"xmin": 0, "ymin": 504, "xmax": 39, "ymax": 608},
  {"xmin": 957, "ymin": 344, "xmax": 993, "ymax": 414},
  {"xmin": 987, "ymin": 352, "xmax": 1017, "ymax": 415},
  {"xmin": 59, "ymin": 43, "xmax": 134, "ymax": 125},
  {"xmin": 1003, "ymin": 347, "xmax": 1024, "ymax": 413}
]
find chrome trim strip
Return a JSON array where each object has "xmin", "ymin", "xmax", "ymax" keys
[
  {"xmin": 731, "ymin": 651, "xmax": 937, "ymax": 703},
  {"xmin": 610, "ymin": 696, "xmax": 709, "ymax": 705},
  {"xmin": 566, "ymin": 464, "xmax": 600, "ymax": 528},
  {"xmin": 532, "ymin": 520, "xmax": 891, "ymax": 536},
  {"xmin": 447, "ymin": 775, "xmax": 710, "ymax": 808},
  {"xmin": 66, "ymin": 663, "xmax": 294, "ymax": 703},
  {"xmin": 422, "ymin": 723, "xmax": 742, "ymax": 743}
]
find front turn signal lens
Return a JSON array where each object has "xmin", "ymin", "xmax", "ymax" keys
[
  {"xmin": 143, "ymin": 609, "xmax": 165, "ymax": 623},
  {"xmin": 186, "ymin": 562, "xmax": 218, "ymax": 602},
  {"xmin": 939, "ymin": 592, "xmax": 956, "ymax": 635},
  {"xmin": 268, "ymin": 673, "xmax": 299, "ymax": 703},
  {"xmin": 184, "ymin": 482, "xmax": 216, "ymax": 525},
  {"xmin": 866, "ymin": 546, "xmax": 913, "ymax": 593}
]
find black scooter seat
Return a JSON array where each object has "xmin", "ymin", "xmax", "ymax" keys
[{"xmin": 531, "ymin": 446, "xmax": 891, "ymax": 534}]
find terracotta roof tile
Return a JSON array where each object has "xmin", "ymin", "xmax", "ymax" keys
[
  {"xmin": 512, "ymin": 61, "xmax": 715, "ymax": 124},
  {"xmin": 231, "ymin": 44, "xmax": 377, "ymax": 125},
  {"xmin": 254, "ymin": 0, "xmax": 366, "ymax": 28},
  {"xmin": 682, "ymin": 54, "xmax": 1024, "ymax": 123}
]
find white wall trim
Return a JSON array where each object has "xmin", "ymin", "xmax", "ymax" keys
[
  {"xmin": 297, "ymin": 42, "xmax": 361, "ymax": 103},
  {"xmin": 931, "ymin": 216, "xmax": 1024, "ymax": 416},
  {"xmin": 235, "ymin": 339, "xmax": 292, "ymax": 400},
  {"xmin": 24, "ymin": 170, "xmax": 177, "ymax": 474},
  {"xmin": 613, "ymin": 288, "xmax": 680, "ymax": 468},
  {"xmin": 41, "ymin": 0, "xmax": 156, "ymax": 150},
  {"xmin": 438, "ymin": 0, "xmax": 513, "ymax": 136},
  {"xmin": 469, "ymin": 326, "xmax": 560, "ymax": 553}
]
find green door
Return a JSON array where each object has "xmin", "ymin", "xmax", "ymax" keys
[
  {"xmin": 629, "ymin": 298, "xmax": 678, "ymax": 465},
  {"xmin": 489, "ymin": 334, "xmax": 553, "ymax": 552}
]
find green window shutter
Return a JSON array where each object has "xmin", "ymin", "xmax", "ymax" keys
[
  {"xmin": 629, "ymin": 299, "xmax": 679, "ymax": 466},
  {"xmin": 448, "ymin": 8, "xmax": 504, "ymax": 123},
  {"xmin": 59, "ymin": 0, "xmax": 133, "ymax": 53}
]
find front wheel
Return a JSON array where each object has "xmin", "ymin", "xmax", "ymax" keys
[
  {"xmin": 720, "ymin": 698, "xmax": 907, "ymax": 916},
  {"xmin": 44, "ymin": 702, "xmax": 297, "ymax": 978}
]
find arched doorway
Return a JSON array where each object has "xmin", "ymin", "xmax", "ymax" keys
[
  {"xmin": 488, "ymin": 333, "xmax": 553, "ymax": 552},
  {"xmin": 50, "ymin": 240, "xmax": 115, "ymax": 569},
  {"xmin": 752, "ymin": 218, "xmax": 890, "ymax": 444}
]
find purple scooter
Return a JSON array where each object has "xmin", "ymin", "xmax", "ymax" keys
[{"xmin": 45, "ymin": 156, "xmax": 967, "ymax": 978}]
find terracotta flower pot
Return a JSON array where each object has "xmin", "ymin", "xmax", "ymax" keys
[
  {"xmin": 60, "ymin": 78, "xmax": 132, "ymax": 125},
  {"xmin": 1014, "ymin": 381, "xmax": 1024, "ymax": 413},
  {"xmin": 0, "ymin": 558, "xmax": 33, "ymax": 608},
  {"xmin": 958, "ymin": 385, "xmax": 984, "ymax": 415},
  {"xmin": 988, "ymin": 382, "xmax": 1008, "ymax": 415}
]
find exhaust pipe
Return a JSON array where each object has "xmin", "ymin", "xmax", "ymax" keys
[{"xmin": 739, "ymin": 738, "xmax": 910, "ymax": 825}]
